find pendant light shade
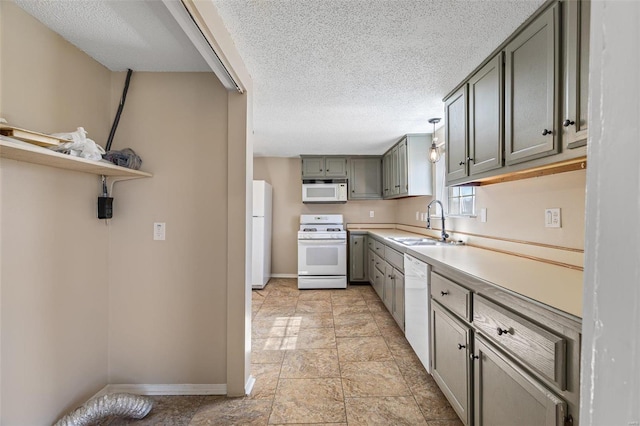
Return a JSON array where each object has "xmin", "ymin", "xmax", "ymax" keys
[{"xmin": 428, "ymin": 117, "xmax": 441, "ymax": 163}]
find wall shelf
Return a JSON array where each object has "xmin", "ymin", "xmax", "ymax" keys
[{"xmin": 0, "ymin": 138, "xmax": 152, "ymax": 178}]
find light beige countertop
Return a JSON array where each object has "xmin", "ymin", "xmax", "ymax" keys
[{"xmin": 350, "ymin": 228, "xmax": 583, "ymax": 319}]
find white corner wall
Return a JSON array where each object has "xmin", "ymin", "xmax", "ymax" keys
[{"xmin": 580, "ymin": 1, "xmax": 640, "ymax": 424}]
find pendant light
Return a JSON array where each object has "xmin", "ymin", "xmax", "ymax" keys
[{"xmin": 428, "ymin": 117, "xmax": 441, "ymax": 163}]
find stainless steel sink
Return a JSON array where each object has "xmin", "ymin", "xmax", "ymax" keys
[{"xmin": 387, "ymin": 236, "xmax": 464, "ymax": 247}]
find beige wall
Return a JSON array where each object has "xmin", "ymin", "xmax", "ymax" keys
[
  {"xmin": 1, "ymin": 3, "xmax": 111, "ymax": 424},
  {"xmin": 1, "ymin": 3, "xmax": 241, "ymax": 423},
  {"xmin": 257, "ymin": 156, "xmax": 586, "ymax": 275},
  {"xmin": 107, "ymin": 72, "xmax": 229, "ymax": 384},
  {"xmin": 395, "ymin": 170, "xmax": 586, "ymax": 250},
  {"xmin": 254, "ymin": 157, "xmax": 397, "ymax": 275}
]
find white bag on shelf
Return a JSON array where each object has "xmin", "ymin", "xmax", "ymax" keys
[{"xmin": 50, "ymin": 127, "xmax": 105, "ymax": 161}]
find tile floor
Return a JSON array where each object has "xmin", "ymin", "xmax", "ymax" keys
[{"xmin": 99, "ymin": 278, "xmax": 462, "ymax": 425}]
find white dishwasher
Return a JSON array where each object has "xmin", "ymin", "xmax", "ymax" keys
[{"xmin": 404, "ymin": 254, "xmax": 431, "ymax": 373}]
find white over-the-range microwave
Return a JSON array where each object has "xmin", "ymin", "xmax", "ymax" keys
[{"xmin": 302, "ymin": 181, "xmax": 347, "ymax": 203}]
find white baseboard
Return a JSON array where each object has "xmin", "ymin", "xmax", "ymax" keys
[
  {"xmin": 91, "ymin": 383, "xmax": 227, "ymax": 399},
  {"xmin": 245, "ymin": 375, "xmax": 256, "ymax": 396},
  {"xmin": 270, "ymin": 273, "xmax": 297, "ymax": 278}
]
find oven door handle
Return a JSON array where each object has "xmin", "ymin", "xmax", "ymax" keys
[{"xmin": 298, "ymin": 239, "xmax": 346, "ymax": 245}]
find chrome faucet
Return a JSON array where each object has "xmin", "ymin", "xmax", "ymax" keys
[{"xmin": 427, "ymin": 199, "xmax": 449, "ymax": 242}]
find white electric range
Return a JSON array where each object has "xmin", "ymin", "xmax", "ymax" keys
[{"xmin": 297, "ymin": 214, "xmax": 347, "ymax": 289}]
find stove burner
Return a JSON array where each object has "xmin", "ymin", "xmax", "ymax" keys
[{"xmin": 303, "ymin": 227, "xmax": 317, "ymax": 232}]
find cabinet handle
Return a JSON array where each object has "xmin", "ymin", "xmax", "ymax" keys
[
  {"xmin": 440, "ymin": 291, "xmax": 449, "ymax": 296},
  {"xmin": 497, "ymin": 327, "xmax": 510, "ymax": 336},
  {"xmin": 354, "ymin": 241, "xmax": 357, "ymax": 245},
  {"xmin": 563, "ymin": 119, "xmax": 576, "ymax": 127},
  {"xmin": 458, "ymin": 157, "xmax": 473, "ymax": 166},
  {"xmin": 470, "ymin": 354, "xmax": 480, "ymax": 360},
  {"xmin": 457, "ymin": 343, "xmax": 466, "ymax": 350},
  {"xmin": 542, "ymin": 129, "xmax": 553, "ymax": 136}
]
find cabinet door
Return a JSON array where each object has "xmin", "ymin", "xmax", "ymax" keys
[
  {"xmin": 373, "ymin": 261, "xmax": 385, "ymax": 299},
  {"xmin": 390, "ymin": 145, "xmax": 400, "ymax": 196},
  {"xmin": 445, "ymin": 86, "xmax": 468, "ymax": 183},
  {"xmin": 382, "ymin": 152, "xmax": 392, "ymax": 198},
  {"xmin": 473, "ymin": 336, "xmax": 567, "ymax": 426},
  {"xmin": 397, "ymin": 139, "xmax": 408, "ymax": 196},
  {"xmin": 325, "ymin": 157, "xmax": 348, "ymax": 178},
  {"xmin": 301, "ymin": 156, "xmax": 325, "ymax": 178},
  {"xmin": 563, "ymin": 0, "xmax": 590, "ymax": 148},
  {"xmin": 349, "ymin": 235, "xmax": 367, "ymax": 281},
  {"xmin": 349, "ymin": 157, "xmax": 382, "ymax": 200},
  {"xmin": 431, "ymin": 302, "xmax": 472, "ymax": 425},
  {"xmin": 383, "ymin": 261, "xmax": 394, "ymax": 312},
  {"xmin": 469, "ymin": 53, "xmax": 504, "ymax": 176},
  {"xmin": 392, "ymin": 269, "xmax": 404, "ymax": 331},
  {"xmin": 368, "ymin": 249, "xmax": 376, "ymax": 285},
  {"xmin": 504, "ymin": 4, "xmax": 560, "ymax": 165}
]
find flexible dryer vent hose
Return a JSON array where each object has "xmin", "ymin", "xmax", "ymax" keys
[{"xmin": 54, "ymin": 393, "xmax": 153, "ymax": 426}]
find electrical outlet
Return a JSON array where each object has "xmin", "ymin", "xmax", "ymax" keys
[
  {"xmin": 545, "ymin": 208, "xmax": 561, "ymax": 228},
  {"xmin": 416, "ymin": 211, "xmax": 420, "ymax": 221},
  {"xmin": 154, "ymin": 222, "xmax": 166, "ymax": 240},
  {"xmin": 369, "ymin": 210, "xmax": 375, "ymax": 218}
]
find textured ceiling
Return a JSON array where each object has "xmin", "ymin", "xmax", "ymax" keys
[
  {"xmin": 14, "ymin": 0, "xmax": 546, "ymax": 158},
  {"xmin": 214, "ymin": 0, "xmax": 546, "ymax": 157}
]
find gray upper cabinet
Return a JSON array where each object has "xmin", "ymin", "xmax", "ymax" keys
[
  {"xmin": 349, "ymin": 157, "xmax": 382, "ymax": 199},
  {"xmin": 383, "ymin": 134, "xmax": 433, "ymax": 199},
  {"xmin": 504, "ymin": 3, "xmax": 560, "ymax": 165},
  {"xmin": 301, "ymin": 156, "xmax": 348, "ymax": 179},
  {"xmin": 445, "ymin": 87, "xmax": 468, "ymax": 183},
  {"xmin": 563, "ymin": 0, "xmax": 590, "ymax": 148},
  {"xmin": 474, "ymin": 336, "xmax": 567, "ymax": 426},
  {"xmin": 469, "ymin": 53, "xmax": 504, "ymax": 176}
]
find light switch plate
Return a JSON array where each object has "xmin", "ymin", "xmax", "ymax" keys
[
  {"xmin": 545, "ymin": 209, "xmax": 561, "ymax": 228},
  {"xmin": 480, "ymin": 208, "xmax": 487, "ymax": 223},
  {"xmin": 154, "ymin": 222, "xmax": 166, "ymax": 240}
]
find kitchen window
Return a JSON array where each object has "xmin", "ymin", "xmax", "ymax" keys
[
  {"xmin": 448, "ymin": 186, "xmax": 476, "ymax": 216},
  {"xmin": 434, "ymin": 152, "xmax": 476, "ymax": 217}
]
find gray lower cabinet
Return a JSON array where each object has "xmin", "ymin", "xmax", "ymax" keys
[
  {"xmin": 349, "ymin": 157, "xmax": 382, "ymax": 199},
  {"xmin": 383, "ymin": 261, "xmax": 394, "ymax": 312},
  {"xmin": 563, "ymin": 0, "xmax": 590, "ymax": 148},
  {"xmin": 429, "ymin": 268, "xmax": 579, "ymax": 426},
  {"xmin": 368, "ymin": 248, "xmax": 376, "ymax": 285},
  {"xmin": 473, "ymin": 335, "xmax": 567, "ymax": 426},
  {"xmin": 392, "ymin": 270, "xmax": 404, "ymax": 330},
  {"xmin": 367, "ymin": 238, "xmax": 405, "ymax": 331},
  {"xmin": 504, "ymin": 3, "xmax": 560, "ymax": 165},
  {"xmin": 349, "ymin": 234, "xmax": 367, "ymax": 282},
  {"xmin": 431, "ymin": 301, "xmax": 472, "ymax": 425}
]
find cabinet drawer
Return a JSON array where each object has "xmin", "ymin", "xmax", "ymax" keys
[
  {"xmin": 385, "ymin": 246, "xmax": 404, "ymax": 271},
  {"xmin": 373, "ymin": 252, "xmax": 385, "ymax": 273},
  {"xmin": 474, "ymin": 295, "xmax": 566, "ymax": 390},
  {"xmin": 373, "ymin": 240, "xmax": 385, "ymax": 256},
  {"xmin": 431, "ymin": 273, "xmax": 472, "ymax": 321}
]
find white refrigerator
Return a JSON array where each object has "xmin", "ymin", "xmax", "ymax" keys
[{"xmin": 252, "ymin": 180, "xmax": 273, "ymax": 289}]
